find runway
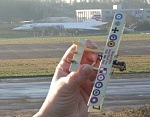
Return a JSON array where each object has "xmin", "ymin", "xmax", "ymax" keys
[{"xmin": 0, "ymin": 77, "xmax": 150, "ymax": 113}]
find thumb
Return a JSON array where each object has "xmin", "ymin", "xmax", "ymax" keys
[{"xmin": 64, "ymin": 64, "xmax": 93, "ymax": 92}]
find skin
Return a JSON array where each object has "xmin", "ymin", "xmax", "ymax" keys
[{"xmin": 33, "ymin": 40, "xmax": 100, "ymax": 117}]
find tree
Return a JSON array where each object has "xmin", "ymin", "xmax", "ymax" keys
[
  {"xmin": 135, "ymin": 21, "xmax": 150, "ymax": 31},
  {"xmin": 0, "ymin": 0, "xmax": 149, "ymax": 22}
]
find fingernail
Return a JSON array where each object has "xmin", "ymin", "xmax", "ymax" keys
[{"xmin": 90, "ymin": 42, "xmax": 97, "ymax": 47}]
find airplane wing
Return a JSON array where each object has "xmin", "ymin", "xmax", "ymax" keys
[
  {"xmin": 87, "ymin": 12, "xmax": 126, "ymax": 112},
  {"xmin": 63, "ymin": 26, "xmax": 101, "ymax": 30},
  {"xmin": 83, "ymin": 27, "xmax": 100, "ymax": 30}
]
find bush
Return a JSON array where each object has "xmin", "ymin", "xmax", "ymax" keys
[{"xmin": 135, "ymin": 21, "xmax": 150, "ymax": 31}]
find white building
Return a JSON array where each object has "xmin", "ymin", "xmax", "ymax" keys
[
  {"xmin": 76, "ymin": 6, "xmax": 150, "ymax": 22},
  {"xmin": 76, "ymin": 9, "xmax": 102, "ymax": 22}
]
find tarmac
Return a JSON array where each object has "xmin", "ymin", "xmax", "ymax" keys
[{"xmin": 0, "ymin": 77, "xmax": 150, "ymax": 113}]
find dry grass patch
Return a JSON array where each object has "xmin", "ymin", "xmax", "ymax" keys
[
  {"xmin": 0, "ymin": 55, "xmax": 150, "ymax": 77},
  {"xmin": 89, "ymin": 105, "xmax": 150, "ymax": 117},
  {"xmin": 0, "ymin": 58, "xmax": 60, "ymax": 77},
  {"xmin": 1, "ymin": 105, "xmax": 150, "ymax": 117},
  {"xmin": 117, "ymin": 55, "xmax": 150, "ymax": 73},
  {"xmin": 1, "ymin": 111, "xmax": 36, "ymax": 117}
]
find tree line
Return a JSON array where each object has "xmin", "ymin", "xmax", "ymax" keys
[{"xmin": 0, "ymin": 0, "xmax": 149, "ymax": 22}]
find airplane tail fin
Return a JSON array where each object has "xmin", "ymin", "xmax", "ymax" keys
[{"xmin": 84, "ymin": 12, "xmax": 102, "ymax": 23}]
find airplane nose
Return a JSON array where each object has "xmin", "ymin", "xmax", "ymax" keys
[
  {"xmin": 12, "ymin": 27, "xmax": 20, "ymax": 30},
  {"xmin": 12, "ymin": 26, "xmax": 33, "ymax": 31},
  {"xmin": 12, "ymin": 28, "xmax": 16, "ymax": 30}
]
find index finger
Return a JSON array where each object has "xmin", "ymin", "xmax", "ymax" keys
[{"xmin": 57, "ymin": 40, "xmax": 98, "ymax": 73}]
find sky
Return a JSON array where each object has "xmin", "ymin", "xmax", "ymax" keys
[
  {"xmin": 65, "ymin": 0, "xmax": 80, "ymax": 3},
  {"xmin": 64, "ymin": 0, "xmax": 150, "ymax": 3}
]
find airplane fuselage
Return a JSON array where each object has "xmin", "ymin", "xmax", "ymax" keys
[
  {"xmin": 13, "ymin": 12, "xmax": 108, "ymax": 37},
  {"xmin": 13, "ymin": 21, "xmax": 107, "ymax": 31}
]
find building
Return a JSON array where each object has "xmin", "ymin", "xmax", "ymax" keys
[
  {"xmin": 76, "ymin": 9, "xmax": 102, "ymax": 22},
  {"xmin": 76, "ymin": 5, "xmax": 150, "ymax": 22},
  {"xmin": 39, "ymin": 17, "xmax": 76, "ymax": 23}
]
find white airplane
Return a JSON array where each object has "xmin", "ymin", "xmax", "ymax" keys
[{"xmin": 13, "ymin": 12, "xmax": 107, "ymax": 37}]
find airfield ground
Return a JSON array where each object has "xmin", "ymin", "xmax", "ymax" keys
[
  {"xmin": 0, "ymin": 34, "xmax": 150, "ymax": 116},
  {"xmin": 1, "ymin": 104, "xmax": 150, "ymax": 117}
]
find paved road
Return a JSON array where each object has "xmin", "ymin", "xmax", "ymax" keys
[{"xmin": 0, "ymin": 77, "xmax": 150, "ymax": 113}]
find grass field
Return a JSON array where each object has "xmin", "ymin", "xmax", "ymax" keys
[
  {"xmin": 0, "ymin": 34, "xmax": 150, "ymax": 77},
  {"xmin": 0, "ymin": 34, "xmax": 150, "ymax": 44},
  {"xmin": 0, "ymin": 55, "xmax": 150, "ymax": 77}
]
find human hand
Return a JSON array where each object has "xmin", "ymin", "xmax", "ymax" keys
[{"xmin": 34, "ymin": 40, "xmax": 99, "ymax": 117}]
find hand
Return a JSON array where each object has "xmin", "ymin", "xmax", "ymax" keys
[{"xmin": 34, "ymin": 40, "xmax": 99, "ymax": 117}]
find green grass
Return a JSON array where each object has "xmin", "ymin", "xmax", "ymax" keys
[
  {"xmin": 0, "ymin": 58, "xmax": 60, "ymax": 77},
  {"xmin": 0, "ymin": 34, "xmax": 149, "ymax": 44},
  {"xmin": 0, "ymin": 55, "xmax": 150, "ymax": 77},
  {"xmin": 0, "ymin": 34, "xmax": 149, "ymax": 77},
  {"xmin": 115, "ymin": 55, "xmax": 150, "ymax": 73}
]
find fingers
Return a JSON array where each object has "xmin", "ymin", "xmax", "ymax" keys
[
  {"xmin": 81, "ymin": 52, "xmax": 98, "ymax": 65},
  {"xmin": 81, "ymin": 79, "xmax": 94, "ymax": 96},
  {"xmin": 61, "ymin": 44, "xmax": 76, "ymax": 62},
  {"xmin": 86, "ymin": 40, "xmax": 97, "ymax": 49},
  {"xmin": 89, "ymin": 71, "xmax": 98, "ymax": 82},
  {"xmin": 64, "ymin": 64, "xmax": 93, "ymax": 92},
  {"xmin": 57, "ymin": 40, "xmax": 98, "ymax": 73},
  {"xmin": 81, "ymin": 40, "xmax": 98, "ymax": 65},
  {"xmin": 62, "ymin": 39, "xmax": 98, "ymax": 63},
  {"xmin": 56, "ymin": 44, "xmax": 76, "ymax": 73}
]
